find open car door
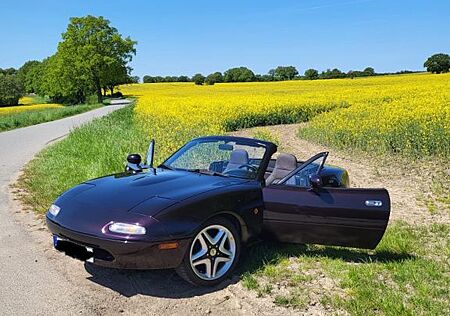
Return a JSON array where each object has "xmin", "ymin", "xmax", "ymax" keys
[{"xmin": 262, "ymin": 152, "xmax": 390, "ymax": 249}]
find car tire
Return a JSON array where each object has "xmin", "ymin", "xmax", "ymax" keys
[{"xmin": 176, "ymin": 217, "xmax": 241, "ymax": 286}]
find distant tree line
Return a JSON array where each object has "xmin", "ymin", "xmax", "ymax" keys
[
  {"xmin": 143, "ymin": 64, "xmax": 424, "ymax": 86},
  {"xmin": 141, "ymin": 53, "xmax": 450, "ymax": 86}
]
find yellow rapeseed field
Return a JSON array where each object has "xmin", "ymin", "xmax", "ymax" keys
[
  {"xmin": 0, "ymin": 103, "xmax": 63, "ymax": 116},
  {"xmin": 121, "ymin": 73, "xmax": 450, "ymax": 158}
]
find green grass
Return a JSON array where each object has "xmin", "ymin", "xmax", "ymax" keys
[
  {"xmin": 0, "ymin": 103, "xmax": 102, "ymax": 132},
  {"xmin": 240, "ymin": 223, "xmax": 450, "ymax": 315}
]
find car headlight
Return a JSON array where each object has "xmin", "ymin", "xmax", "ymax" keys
[
  {"xmin": 48, "ymin": 204, "xmax": 61, "ymax": 216},
  {"xmin": 108, "ymin": 222, "xmax": 146, "ymax": 235}
]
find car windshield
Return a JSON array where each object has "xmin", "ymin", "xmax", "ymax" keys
[{"xmin": 162, "ymin": 138, "xmax": 268, "ymax": 179}]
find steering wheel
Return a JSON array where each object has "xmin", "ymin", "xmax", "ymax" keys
[
  {"xmin": 222, "ymin": 164, "xmax": 258, "ymax": 177},
  {"xmin": 238, "ymin": 164, "xmax": 258, "ymax": 173}
]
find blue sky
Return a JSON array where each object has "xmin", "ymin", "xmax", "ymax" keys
[{"xmin": 1, "ymin": 0, "xmax": 449, "ymax": 78}]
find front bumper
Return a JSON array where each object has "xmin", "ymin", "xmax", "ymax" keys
[{"xmin": 46, "ymin": 217, "xmax": 190, "ymax": 269}]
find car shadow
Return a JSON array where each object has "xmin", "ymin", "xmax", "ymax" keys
[
  {"xmin": 84, "ymin": 262, "xmax": 240, "ymax": 298},
  {"xmin": 84, "ymin": 240, "xmax": 414, "ymax": 298}
]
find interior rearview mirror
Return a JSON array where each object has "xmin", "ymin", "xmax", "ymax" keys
[{"xmin": 218, "ymin": 143, "xmax": 234, "ymax": 151}]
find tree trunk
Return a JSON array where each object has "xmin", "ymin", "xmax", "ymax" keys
[
  {"xmin": 93, "ymin": 75, "xmax": 103, "ymax": 103},
  {"xmin": 109, "ymin": 86, "xmax": 114, "ymax": 95},
  {"xmin": 102, "ymin": 87, "xmax": 107, "ymax": 96},
  {"xmin": 97, "ymin": 88, "xmax": 103, "ymax": 103}
]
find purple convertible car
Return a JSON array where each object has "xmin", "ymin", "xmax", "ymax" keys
[{"xmin": 47, "ymin": 136, "xmax": 390, "ymax": 286}]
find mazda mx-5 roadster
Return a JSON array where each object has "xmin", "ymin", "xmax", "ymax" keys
[{"xmin": 47, "ymin": 135, "xmax": 390, "ymax": 286}]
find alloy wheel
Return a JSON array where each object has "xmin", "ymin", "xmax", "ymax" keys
[{"xmin": 189, "ymin": 224, "xmax": 236, "ymax": 281}]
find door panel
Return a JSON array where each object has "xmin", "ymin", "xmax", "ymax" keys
[{"xmin": 263, "ymin": 185, "xmax": 390, "ymax": 249}]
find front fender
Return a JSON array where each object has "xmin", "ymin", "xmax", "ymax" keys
[{"xmin": 155, "ymin": 181, "xmax": 264, "ymax": 241}]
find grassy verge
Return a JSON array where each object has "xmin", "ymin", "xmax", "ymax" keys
[
  {"xmin": 18, "ymin": 105, "xmax": 145, "ymax": 213},
  {"xmin": 0, "ymin": 103, "xmax": 102, "ymax": 132},
  {"xmin": 241, "ymin": 222, "xmax": 449, "ymax": 315}
]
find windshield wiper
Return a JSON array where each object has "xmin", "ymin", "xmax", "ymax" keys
[
  {"xmin": 158, "ymin": 164, "xmax": 174, "ymax": 170},
  {"xmin": 186, "ymin": 169, "xmax": 229, "ymax": 178},
  {"xmin": 208, "ymin": 171, "xmax": 230, "ymax": 178}
]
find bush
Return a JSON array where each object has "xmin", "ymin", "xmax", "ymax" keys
[
  {"xmin": 86, "ymin": 94, "xmax": 99, "ymax": 104},
  {"xmin": 0, "ymin": 74, "xmax": 24, "ymax": 106}
]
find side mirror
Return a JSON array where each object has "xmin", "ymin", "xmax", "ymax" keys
[
  {"xmin": 127, "ymin": 154, "xmax": 142, "ymax": 165},
  {"xmin": 126, "ymin": 154, "xmax": 143, "ymax": 172},
  {"xmin": 309, "ymin": 174, "xmax": 322, "ymax": 189}
]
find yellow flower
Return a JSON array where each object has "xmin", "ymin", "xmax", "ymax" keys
[{"xmin": 0, "ymin": 103, "xmax": 63, "ymax": 116}]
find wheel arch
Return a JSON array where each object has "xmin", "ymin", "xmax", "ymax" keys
[{"xmin": 205, "ymin": 211, "xmax": 249, "ymax": 243}]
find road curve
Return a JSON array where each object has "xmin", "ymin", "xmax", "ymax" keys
[{"xmin": 0, "ymin": 104, "xmax": 127, "ymax": 315}]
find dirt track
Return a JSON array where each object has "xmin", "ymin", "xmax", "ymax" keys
[{"xmin": 231, "ymin": 123, "xmax": 449, "ymax": 226}]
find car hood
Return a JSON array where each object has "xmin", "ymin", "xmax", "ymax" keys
[
  {"xmin": 86, "ymin": 168, "xmax": 245, "ymax": 203},
  {"xmin": 52, "ymin": 169, "xmax": 246, "ymax": 234}
]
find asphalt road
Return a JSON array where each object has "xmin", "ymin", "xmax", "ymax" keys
[{"xmin": 0, "ymin": 104, "xmax": 127, "ymax": 315}]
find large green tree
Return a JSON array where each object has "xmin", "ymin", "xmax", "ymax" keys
[
  {"xmin": 39, "ymin": 54, "xmax": 90, "ymax": 103},
  {"xmin": 424, "ymin": 53, "xmax": 450, "ymax": 74},
  {"xmin": 53, "ymin": 15, "xmax": 136, "ymax": 103}
]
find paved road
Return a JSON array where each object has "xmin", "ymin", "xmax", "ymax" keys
[{"xmin": 0, "ymin": 104, "xmax": 127, "ymax": 315}]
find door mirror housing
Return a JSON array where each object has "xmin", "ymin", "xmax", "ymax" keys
[
  {"xmin": 126, "ymin": 154, "xmax": 143, "ymax": 172},
  {"xmin": 309, "ymin": 174, "xmax": 322, "ymax": 189},
  {"xmin": 127, "ymin": 153, "xmax": 142, "ymax": 165}
]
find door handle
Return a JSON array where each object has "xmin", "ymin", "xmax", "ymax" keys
[{"xmin": 365, "ymin": 200, "xmax": 383, "ymax": 207}]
